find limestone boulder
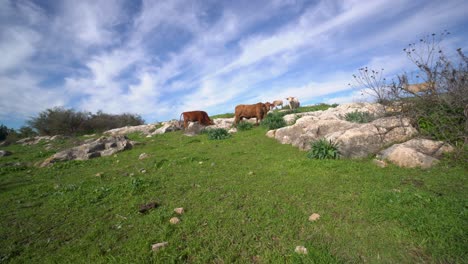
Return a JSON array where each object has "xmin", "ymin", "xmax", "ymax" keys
[
  {"xmin": 40, "ymin": 136, "xmax": 134, "ymax": 167},
  {"xmin": 105, "ymin": 124, "xmax": 159, "ymax": 136},
  {"xmin": 149, "ymin": 121, "xmax": 181, "ymax": 136},
  {"xmin": 17, "ymin": 135, "xmax": 65, "ymax": 146},
  {"xmin": 282, "ymin": 102, "xmax": 385, "ymax": 125},
  {"xmin": 378, "ymin": 139, "xmax": 454, "ymax": 168},
  {"xmin": 184, "ymin": 122, "xmax": 206, "ymax": 136},
  {"xmin": 272, "ymin": 114, "xmax": 417, "ymax": 158}
]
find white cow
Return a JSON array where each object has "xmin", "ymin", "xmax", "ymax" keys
[{"xmin": 286, "ymin": 96, "xmax": 300, "ymax": 110}]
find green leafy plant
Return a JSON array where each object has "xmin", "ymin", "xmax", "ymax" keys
[
  {"xmin": 260, "ymin": 112, "xmax": 287, "ymax": 130},
  {"xmin": 237, "ymin": 121, "xmax": 253, "ymax": 131},
  {"xmin": 307, "ymin": 138, "xmax": 341, "ymax": 159},
  {"xmin": 206, "ymin": 128, "xmax": 231, "ymax": 140},
  {"xmin": 344, "ymin": 111, "xmax": 375, "ymax": 123}
]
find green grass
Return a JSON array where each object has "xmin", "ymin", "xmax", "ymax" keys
[
  {"xmin": 0, "ymin": 128, "xmax": 467, "ymax": 263},
  {"xmin": 210, "ymin": 113, "xmax": 234, "ymax": 119}
]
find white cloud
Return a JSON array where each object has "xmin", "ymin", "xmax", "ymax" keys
[
  {"xmin": 0, "ymin": 73, "xmax": 66, "ymax": 119},
  {"xmin": 58, "ymin": 0, "xmax": 125, "ymax": 47},
  {"xmin": 0, "ymin": 26, "xmax": 40, "ymax": 72}
]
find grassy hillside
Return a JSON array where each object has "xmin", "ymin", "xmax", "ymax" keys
[{"xmin": 0, "ymin": 128, "xmax": 467, "ymax": 263}]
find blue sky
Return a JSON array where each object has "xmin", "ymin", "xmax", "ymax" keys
[{"xmin": 1, "ymin": 0, "xmax": 467, "ymax": 129}]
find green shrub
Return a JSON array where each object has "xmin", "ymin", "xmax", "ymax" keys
[
  {"xmin": 27, "ymin": 107, "xmax": 144, "ymax": 136},
  {"xmin": 307, "ymin": 138, "xmax": 341, "ymax": 159},
  {"xmin": 344, "ymin": 111, "xmax": 375, "ymax": 123},
  {"xmin": 206, "ymin": 128, "xmax": 231, "ymax": 140},
  {"xmin": 261, "ymin": 113, "xmax": 287, "ymax": 130},
  {"xmin": 237, "ymin": 121, "xmax": 253, "ymax": 131}
]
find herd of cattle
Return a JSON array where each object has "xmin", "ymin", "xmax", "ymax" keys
[{"xmin": 179, "ymin": 97, "xmax": 300, "ymax": 129}]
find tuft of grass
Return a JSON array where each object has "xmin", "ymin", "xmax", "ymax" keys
[
  {"xmin": 261, "ymin": 112, "xmax": 287, "ymax": 130},
  {"xmin": 344, "ymin": 110, "xmax": 375, "ymax": 123},
  {"xmin": 236, "ymin": 121, "xmax": 253, "ymax": 131},
  {"xmin": 206, "ymin": 128, "xmax": 231, "ymax": 140},
  {"xmin": 307, "ymin": 138, "xmax": 341, "ymax": 159}
]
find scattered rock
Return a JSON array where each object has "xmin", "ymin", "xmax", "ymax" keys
[
  {"xmin": 40, "ymin": 136, "xmax": 134, "ymax": 167},
  {"xmin": 105, "ymin": 124, "xmax": 160, "ymax": 136},
  {"xmin": 174, "ymin": 208, "xmax": 184, "ymax": 215},
  {"xmin": 140, "ymin": 169, "xmax": 147, "ymax": 174},
  {"xmin": 372, "ymin": 159, "xmax": 387, "ymax": 168},
  {"xmin": 0, "ymin": 150, "xmax": 12, "ymax": 157},
  {"xmin": 295, "ymin": 246, "xmax": 308, "ymax": 254},
  {"xmin": 149, "ymin": 121, "xmax": 182, "ymax": 136},
  {"xmin": 308, "ymin": 213, "xmax": 320, "ymax": 221},
  {"xmin": 183, "ymin": 122, "xmax": 206, "ymax": 136},
  {"xmin": 17, "ymin": 135, "xmax": 66, "ymax": 146},
  {"xmin": 151, "ymin": 242, "xmax": 168, "ymax": 252},
  {"xmin": 139, "ymin": 202, "xmax": 159, "ymax": 213},
  {"xmin": 95, "ymin": 172, "xmax": 104, "ymax": 177},
  {"xmin": 139, "ymin": 153, "xmax": 149, "ymax": 160},
  {"xmin": 169, "ymin": 217, "xmax": 180, "ymax": 224}
]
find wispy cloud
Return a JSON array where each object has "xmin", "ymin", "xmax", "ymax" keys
[{"xmin": 1, "ymin": 0, "xmax": 467, "ymax": 128}]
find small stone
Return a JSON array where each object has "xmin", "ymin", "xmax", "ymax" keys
[
  {"xmin": 170, "ymin": 217, "xmax": 180, "ymax": 224},
  {"xmin": 139, "ymin": 202, "xmax": 158, "ymax": 213},
  {"xmin": 140, "ymin": 169, "xmax": 146, "ymax": 174},
  {"xmin": 139, "ymin": 153, "xmax": 149, "ymax": 160},
  {"xmin": 151, "ymin": 242, "xmax": 168, "ymax": 251},
  {"xmin": 295, "ymin": 246, "xmax": 308, "ymax": 254},
  {"xmin": 129, "ymin": 173, "xmax": 135, "ymax": 177},
  {"xmin": 198, "ymin": 161, "xmax": 203, "ymax": 165},
  {"xmin": 95, "ymin": 172, "xmax": 103, "ymax": 177},
  {"xmin": 174, "ymin": 208, "xmax": 184, "ymax": 215},
  {"xmin": 309, "ymin": 213, "xmax": 320, "ymax": 221},
  {"xmin": 248, "ymin": 171, "xmax": 254, "ymax": 175},
  {"xmin": 0, "ymin": 150, "xmax": 12, "ymax": 157},
  {"xmin": 373, "ymin": 159, "xmax": 387, "ymax": 168}
]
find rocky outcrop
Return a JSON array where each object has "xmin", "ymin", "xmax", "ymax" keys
[
  {"xmin": 268, "ymin": 103, "xmax": 418, "ymax": 158},
  {"xmin": 105, "ymin": 124, "xmax": 160, "ymax": 136},
  {"xmin": 377, "ymin": 138, "xmax": 454, "ymax": 168},
  {"xmin": 282, "ymin": 102, "xmax": 385, "ymax": 124},
  {"xmin": 183, "ymin": 122, "xmax": 206, "ymax": 136},
  {"xmin": 148, "ymin": 121, "xmax": 182, "ymax": 136},
  {"xmin": 40, "ymin": 136, "xmax": 134, "ymax": 167},
  {"xmin": 17, "ymin": 135, "xmax": 65, "ymax": 146}
]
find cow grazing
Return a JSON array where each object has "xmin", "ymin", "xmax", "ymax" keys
[
  {"xmin": 272, "ymin": 100, "xmax": 283, "ymax": 109},
  {"xmin": 286, "ymin": 97, "xmax": 300, "ymax": 110},
  {"xmin": 402, "ymin": 82, "xmax": 434, "ymax": 94},
  {"xmin": 179, "ymin": 111, "xmax": 214, "ymax": 129},
  {"xmin": 234, "ymin": 103, "xmax": 268, "ymax": 126}
]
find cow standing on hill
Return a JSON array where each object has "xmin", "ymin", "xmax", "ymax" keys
[
  {"xmin": 179, "ymin": 111, "xmax": 214, "ymax": 129},
  {"xmin": 272, "ymin": 100, "xmax": 283, "ymax": 109},
  {"xmin": 286, "ymin": 97, "xmax": 300, "ymax": 110},
  {"xmin": 234, "ymin": 103, "xmax": 268, "ymax": 126}
]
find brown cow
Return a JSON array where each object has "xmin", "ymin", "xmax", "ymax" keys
[
  {"xmin": 265, "ymin": 102, "xmax": 273, "ymax": 111},
  {"xmin": 234, "ymin": 103, "xmax": 268, "ymax": 126},
  {"xmin": 179, "ymin": 110, "xmax": 214, "ymax": 129}
]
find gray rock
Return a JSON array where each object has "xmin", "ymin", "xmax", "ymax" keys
[
  {"xmin": 40, "ymin": 136, "xmax": 134, "ymax": 167},
  {"xmin": 0, "ymin": 150, "xmax": 12, "ymax": 157},
  {"xmin": 104, "ymin": 124, "xmax": 160, "ymax": 136},
  {"xmin": 184, "ymin": 122, "xmax": 206, "ymax": 136}
]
